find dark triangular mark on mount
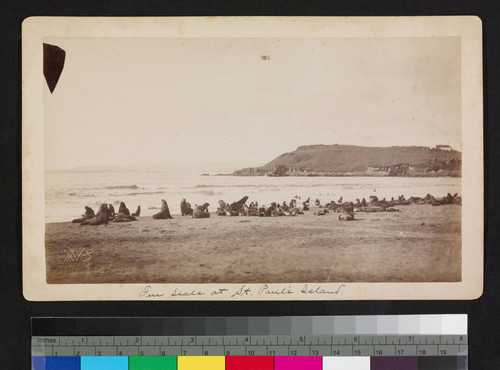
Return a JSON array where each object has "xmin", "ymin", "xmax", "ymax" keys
[{"xmin": 43, "ymin": 43, "xmax": 66, "ymax": 93}]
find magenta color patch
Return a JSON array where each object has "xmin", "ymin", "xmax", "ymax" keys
[{"xmin": 275, "ymin": 356, "xmax": 322, "ymax": 370}]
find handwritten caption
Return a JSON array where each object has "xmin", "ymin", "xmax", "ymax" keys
[
  {"xmin": 139, "ymin": 284, "xmax": 345, "ymax": 299},
  {"xmin": 63, "ymin": 247, "xmax": 94, "ymax": 262}
]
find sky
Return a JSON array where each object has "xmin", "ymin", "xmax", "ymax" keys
[{"xmin": 44, "ymin": 37, "xmax": 462, "ymax": 170}]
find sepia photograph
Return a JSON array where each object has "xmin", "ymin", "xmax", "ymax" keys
[{"xmin": 22, "ymin": 17, "xmax": 483, "ymax": 300}]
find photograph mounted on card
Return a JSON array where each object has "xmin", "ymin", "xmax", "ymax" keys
[{"xmin": 22, "ymin": 16, "xmax": 483, "ymax": 301}]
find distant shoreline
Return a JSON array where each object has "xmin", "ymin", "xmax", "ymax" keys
[{"xmin": 219, "ymin": 173, "xmax": 461, "ymax": 178}]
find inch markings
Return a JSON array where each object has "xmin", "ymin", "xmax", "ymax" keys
[{"xmin": 32, "ymin": 335, "xmax": 467, "ymax": 358}]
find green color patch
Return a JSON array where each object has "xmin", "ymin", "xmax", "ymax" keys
[{"xmin": 129, "ymin": 356, "xmax": 177, "ymax": 370}]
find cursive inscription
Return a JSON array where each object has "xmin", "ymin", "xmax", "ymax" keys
[
  {"xmin": 300, "ymin": 284, "xmax": 346, "ymax": 295},
  {"xmin": 211, "ymin": 288, "xmax": 229, "ymax": 296},
  {"xmin": 258, "ymin": 284, "xmax": 294, "ymax": 295},
  {"xmin": 138, "ymin": 283, "xmax": 347, "ymax": 299},
  {"xmin": 231, "ymin": 285, "xmax": 252, "ymax": 298},
  {"xmin": 171, "ymin": 288, "xmax": 205, "ymax": 297},
  {"xmin": 139, "ymin": 285, "xmax": 164, "ymax": 298}
]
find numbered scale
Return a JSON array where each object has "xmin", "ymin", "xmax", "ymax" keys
[
  {"xmin": 32, "ymin": 334, "xmax": 467, "ymax": 358},
  {"xmin": 32, "ymin": 316, "xmax": 468, "ymax": 369}
]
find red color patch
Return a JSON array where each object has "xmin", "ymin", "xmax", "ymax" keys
[{"xmin": 226, "ymin": 356, "xmax": 274, "ymax": 370}]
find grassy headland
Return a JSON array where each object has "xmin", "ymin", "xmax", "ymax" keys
[{"xmin": 232, "ymin": 145, "xmax": 461, "ymax": 177}]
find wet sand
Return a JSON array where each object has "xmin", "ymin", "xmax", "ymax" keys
[{"xmin": 45, "ymin": 204, "xmax": 461, "ymax": 284}]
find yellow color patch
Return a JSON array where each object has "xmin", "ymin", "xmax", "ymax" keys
[{"xmin": 177, "ymin": 356, "xmax": 225, "ymax": 370}]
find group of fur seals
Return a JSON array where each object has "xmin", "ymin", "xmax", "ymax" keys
[
  {"xmin": 311, "ymin": 192, "xmax": 461, "ymax": 217},
  {"xmin": 315, "ymin": 204, "xmax": 353, "ymax": 219},
  {"xmin": 70, "ymin": 191, "xmax": 461, "ymax": 225},
  {"xmin": 217, "ymin": 196, "xmax": 249, "ymax": 216},
  {"xmin": 215, "ymin": 196, "xmax": 307, "ymax": 217},
  {"xmin": 153, "ymin": 199, "xmax": 173, "ymax": 219},
  {"xmin": 71, "ymin": 202, "xmax": 140, "ymax": 225},
  {"xmin": 111, "ymin": 202, "xmax": 137, "ymax": 222},
  {"xmin": 263, "ymin": 201, "xmax": 305, "ymax": 217},
  {"xmin": 80, "ymin": 204, "xmax": 109, "ymax": 226}
]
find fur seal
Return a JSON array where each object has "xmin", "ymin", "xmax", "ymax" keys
[
  {"xmin": 83, "ymin": 206, "xmax": 95, "ymax": 217},
  {"xmin": 326, "ymin": 201, "xmax": 339, "ymax": 211},
  {"xmin": 247, "ymin": 202, "xmax": 259, "ymax": 216},
  {"xmin": 423, "ymin": 194, "xmax": 434, "ymax": 204},
  {"xmin": 111, "ymin": 201, "xmax": 137, "ymax": 221},
  {"xmin": 290, "ymin": 207, "xmax": 304, "ymax": 215},
  {"xmin": 217, "ymin": 200, "xmax": 228, "ymax": 216},
  {"xmin": 217, "ymin": 200, "xmax": 238, "ymax": 216},
  {"xmin": 265, "ymin": 202, "xmax": 277, "ymax": 217},
  {"xmin": 357, "ymin": 206, "xmax": 398, "ymax": 213},
  {"xmin": 153, "ymin": 199, "xmax": 173, "ymax": 219},
  {"xmin": 230, "ymin": 196, "xmax": 249, "ymax": 212},
  {"xmin": 338, "ymin": 212, "xmax": 355, "ymax": 221},
  {"xmin": 132, "ymin": 206, "xmax": 141, "ymax": 217},
  {"xmin": 258, "ymin": 206, "xmax": 267, "ymax": 217},
  {"xmin": 113, "ymin": 214, "xmax": 137, "ymax": 222},
  {"xmin": 239, "ymin": 204, "xmax": 249, "ymax": 216},
  {"xmin": 193, "ymin": 203, "xmax": 210, "ymax": 218},
  {"xmin": 180, "ymin": 198, "xmax": 193, "ymax": 216},
  {"xmin": 71, "ymin": 206, "xmax": 95, "ymax": 223},
  {"xmin": 108, "ymin": 204, "xmax": 116, "ymax": 219},
  {"xmin": 81, "ymin": 204, "xmax": 109, "ymax": 225},
  {"xmin": 114, "ymin": 202, "xmax": 137, "ymax": 222},
  {"xmin": 118, "ymin": 202, "xmax": 130, "ymax": 216}
]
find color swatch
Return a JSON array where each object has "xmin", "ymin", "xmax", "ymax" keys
[
  {"xmin": 32, "ymin": 316, "xmax": 468, "ymax": 370},
  {"xmin": 31, "ymin": 356, "xmax": 468, "ymax": 370}
]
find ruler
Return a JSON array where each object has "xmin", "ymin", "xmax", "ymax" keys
[
  {"xmin": 31, "ymin": 315, "xmax": 468, "ymax": 369},
  {"xmin": 32, "ymin": 334, "xmax": 467, "ymax": 357}
]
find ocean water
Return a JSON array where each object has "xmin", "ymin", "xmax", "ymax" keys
[{"xmin": 45, "ymin": 171, "xmax": 461, "ymax": 223}]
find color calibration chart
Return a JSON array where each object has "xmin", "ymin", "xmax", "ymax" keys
[{"xmin": 32, "ymin": 315, "xmax": 468, "ymax": 369}]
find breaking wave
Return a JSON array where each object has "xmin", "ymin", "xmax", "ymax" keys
[
  {"xmin": 122, "ymin": 191, "xmax": 164, "ymax": 196},
  {"xmin": 103, "ymin": 185, "xmax": 142, "ymax": 190}
]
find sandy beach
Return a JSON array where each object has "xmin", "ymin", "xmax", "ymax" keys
[{"xmin": 44, "ymin": 204, "xmax": 461, "ymax": 284}]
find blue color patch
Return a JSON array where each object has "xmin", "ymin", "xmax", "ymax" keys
[
  {"xmin": 81, "ymin": 356, "xmax": 128, "ymax": 370},
  {"xmin": 34, "ymin": 357, "xmax": 80, "ymax": 370},
  {"xmin": 32, "ymin": 356, "xmax": 46, "ymax": 370}
]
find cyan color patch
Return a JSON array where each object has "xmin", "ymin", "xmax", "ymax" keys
[{"xmin": 80, "ymin": 356, "xmax": 128, "ymax": 370}]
